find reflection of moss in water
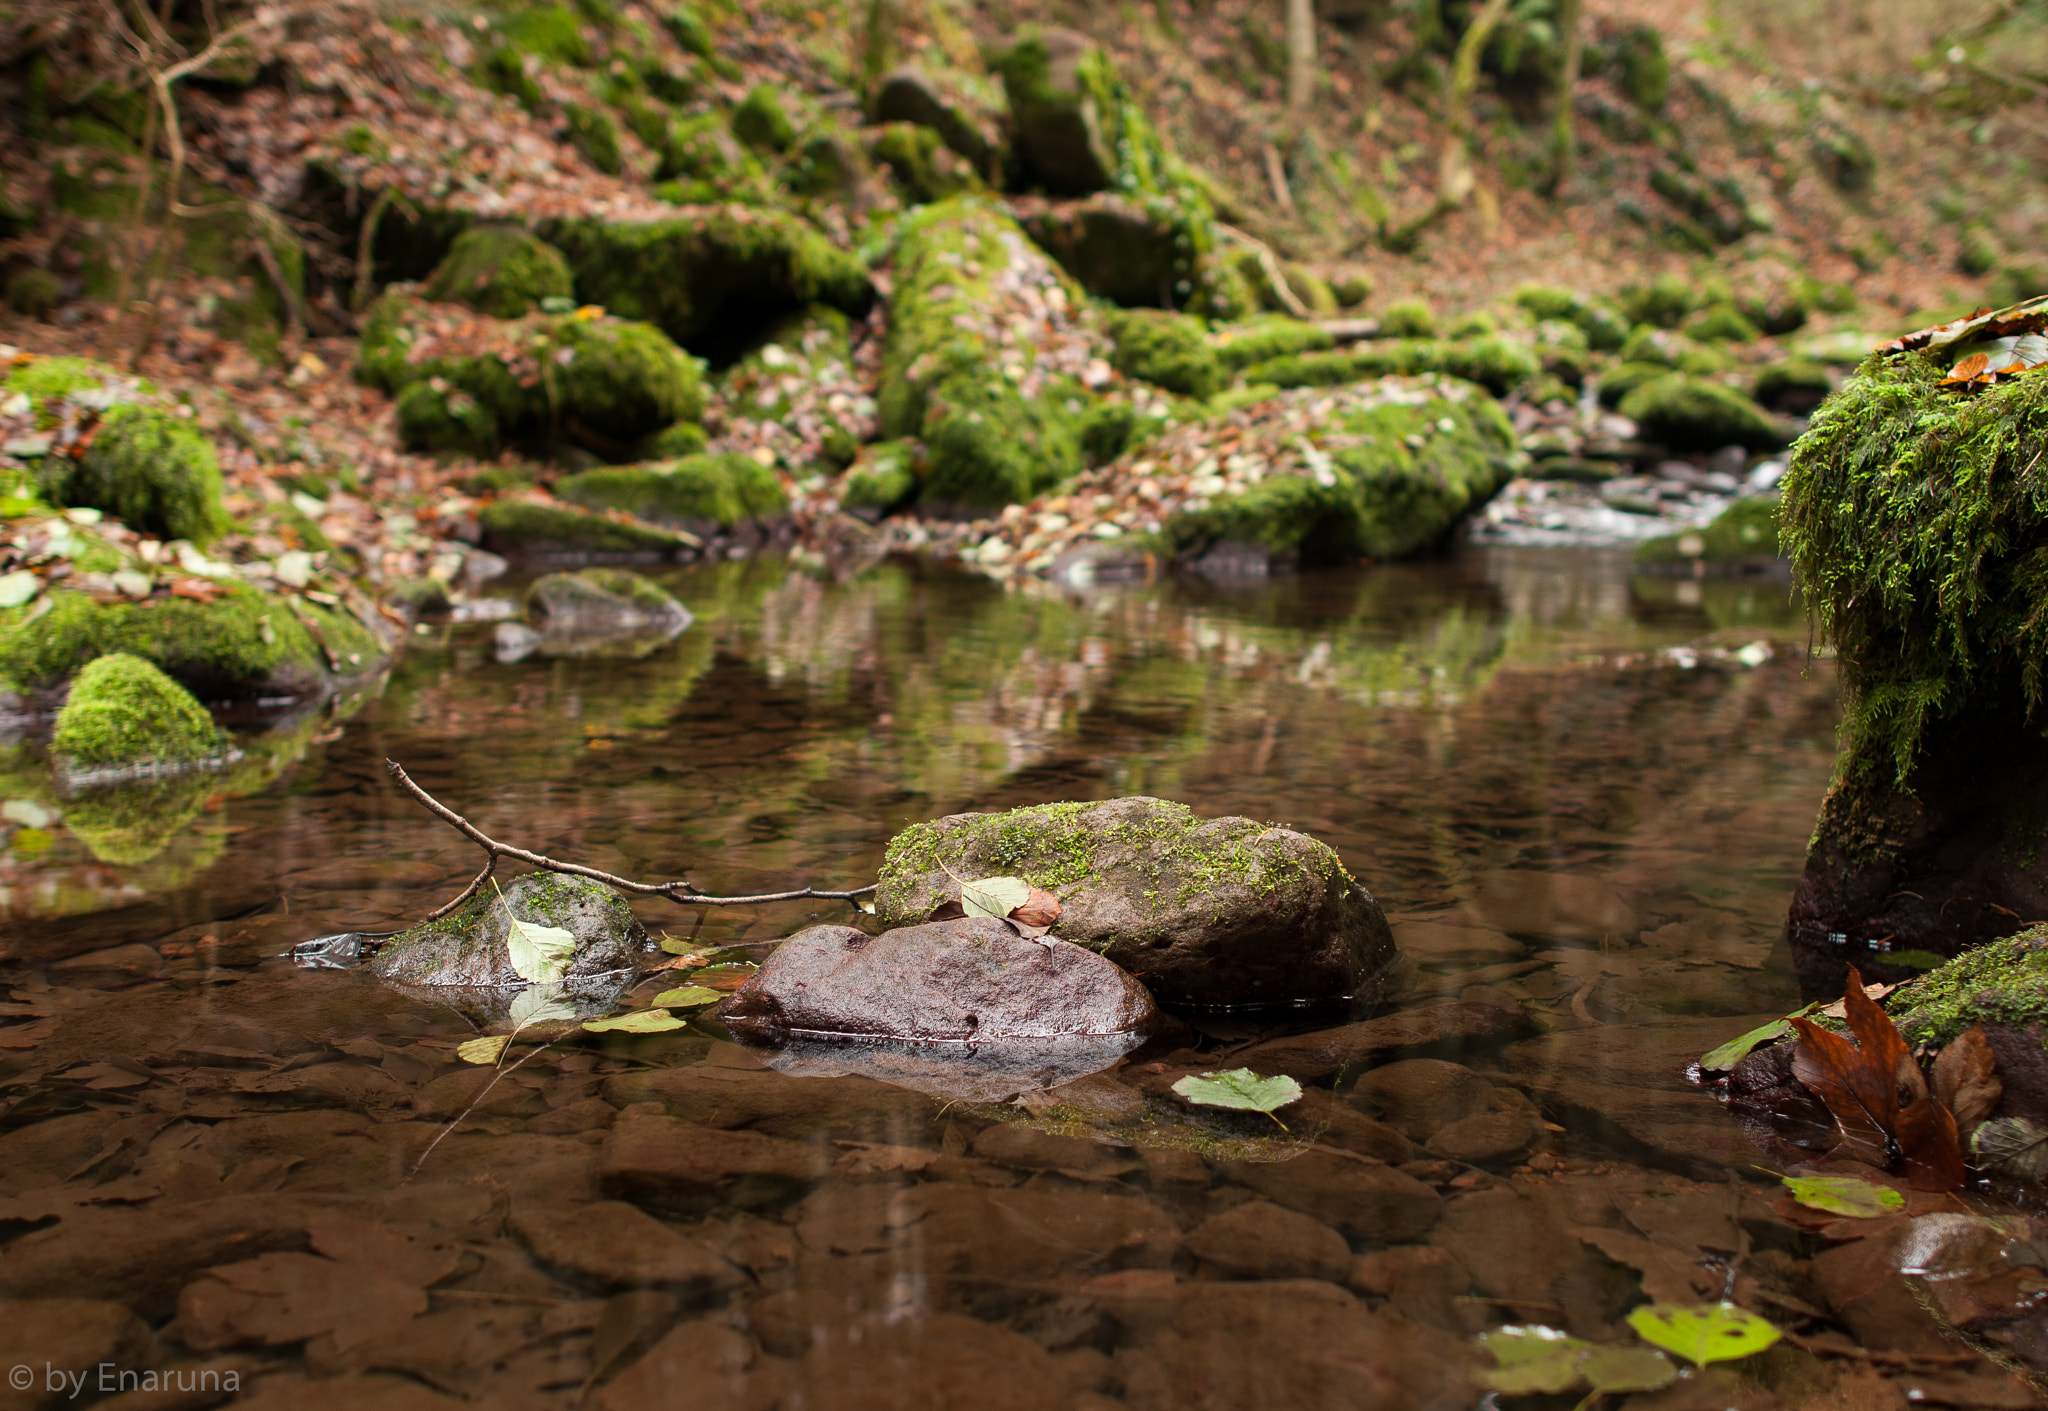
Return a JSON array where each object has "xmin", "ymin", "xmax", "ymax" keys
[
  {"xmin": 1628, "ymin": 575, "xmax": 1806, "ymax": 631},
  {"xmin": 970, "ymin": 1094, "xmax": 1316, "ymax": 1164},
  {"xmin": 63, "ymin": 772, "xmax": 213, "ymax": 865}
]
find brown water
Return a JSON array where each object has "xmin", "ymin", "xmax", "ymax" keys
[{"xmin": 0, "ymin": 548, "xmax": 2040, "ymax": 1409}]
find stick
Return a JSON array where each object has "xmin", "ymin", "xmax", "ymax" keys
[{"xmin": 386, "ymin": 759, "xmax": 879, "ymax": 914}]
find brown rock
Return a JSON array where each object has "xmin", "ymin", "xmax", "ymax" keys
[
  {"xmin": 1291, "ymin": 1089, "xmax": 1414, "ymax": 1164},
  {"xmin": 597, "ymin": 1315, "xmax": 785, "ymax": 1411},
  {"xmin": 599, "ymin": 1062, "xmax": 932, "ymax": 1140},
  {"xmin": 230, "ymin": 1372, "xmax": 469, "ymax": 1411},
  {"xmin": 786, "ymin": 1313, "xmax": 1059, "ymax": 1411},
  {"xmin": 0, "ymin": 1299, "xmax": 153, "ymax": 1409},
  {"xmin": 1348, "ymin": 1245, "xmax": 1475, "ymax": 1332},
  {"xmin": 969, "ymin": 1125, "xmax": 1141, "ymax": 1179},
  {"xmin": 1233, "ymin": 1002, "xmax": 1532, "ymax": 1084},
  {"xmin": 1186, "ymin": 1201, "xmax": 1352, "ymax": 1282},
  {"xmin": 1425, "ymin": 1112, "xmax": 1540, "ymax": 1165},
  {"xmin": 600, "ymin": 1106, "xmax": 828, "ymax": 1214},
  {"xmin": 1429, "ymin": 1186, "xmax": 1623, "ymax": 1338},
  {"xmin": 1350, "ymin": 1059, "xmax": 1495, "ymax": 1141},
  {"xmin": 510, "ymin": 1201, "xmax": 743, "ymax": 1293},
  {"xmin": 1216, "ymin": 1150, "xmax": 1440, "ymax": 1241},
  {"xmin": 718, "ymin": 918, "xmax": 1156, "ymax": 1041}
]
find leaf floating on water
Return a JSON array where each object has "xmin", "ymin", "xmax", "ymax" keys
[
  {"xmin": 583, "ymin": 1008, "xmax": 686, "ymax": 1034},
  {"xmin": 1700, "ymin": 1017, "xmax": 1794, "ymax": 1072},
  {"xmin": 1972, "ymin": 1116, "xmax": 2048, "ymax": 1182},
  {"xmin": 1931, "ymin": 1026, "xmax": 2002, "ymax": 1133},
  {"xmin": 651, "ymin": 985, "xmax": 723, "ymax": 1008},
  {"xmin": 1478, "ymin": 1325, "xmax": 1588, "ymax": 1396},
  {"xmin": 1578, "ymin": 1346, "xmax": 1678, "ymax": 1396},
  {"xmin": 493, "ymin": 878, "xmax": 576, "ymax": 984},
  {"xmin": 1171, "ymin": 1068, "xmax": 1303, "ymax": 1128},
  {"xmin": 457, "ymin": 1035, "xmax": 511, "ymax": 1066},
  {"xmin": 960, "ymin": 874, "xmax": 1032, "ymax": 920},
  {"xmin": 692, "ymin": 963, "xmax": 759, "ymax": 992},
  {"xmin": 1626, "ymin": 1303, "xmax": 1779, "ymax": 1366},
  {"xmin": 1780, "ymin": 1174, "xmax": 1905, "ymax": 1218}
]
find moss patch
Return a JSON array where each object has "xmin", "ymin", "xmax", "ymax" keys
[
  {"xmin": 1210, "ymin": 317, "xmax": 1334, "ymax": 372},
  {"xmin": 51, "ymin": 652, "xmax": 219, "ymax": 767},
  {"xmin": 478, "ymin": 498, "xmax": 697, "ymax": 556},
  {"xmin": 1109, "ymin": 309, "xmax": 1221, "ymax": 400},
  {"xmin": 1889, "ymin": 926, "xmax": 2048, "ymax": 1045},
  {"xmin": 1243, "ymin": 337, "xmax": 1541, "ymax": 398},
  {"xmin": 40, "ymin": 403, "xmax": 229, "ymax": 546},
  {"xmin": 555, "ymin": 453, "xmax": 787, "ymax": 529},
  {"xmin": 423, "ymin": 225, "xmax": 574, "ymax": 318},
  {"xmin": 1619, "ymin": 374, "xmax": 1786, "ymax": 451},
  {"xmin": 1636, "ymin": 495, "xmax": 1782, "ymax": 567}
]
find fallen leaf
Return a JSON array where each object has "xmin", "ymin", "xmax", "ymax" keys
[
  {"xmin": 1819, "ymin": 980, "xmax": 1898, "ymax": 1020},
  {"xmin": 1788, "ymin": 1015, "xmax": 1895, "ymax": 1168},
  {"xmin": 582, "ymin": 1008, "xmax": 685, "ymax": 1033},
  {"xmin": 1626, "ymin": 1303, "xmax": 1779, "ymax": 1366},
  {"xmin": 494, "ymin": 878, "xmax": 576, "ymax": 984},
  {"xmin": 457, "ymin": 1035, "xmax": 510, "ymax": 1065},
  {"xmin": 960, "ymin": 874, "xmax": 1032, "ymax": 920},
  {"xmin": 1171, "ymin": 1068, "xmax": 1303, "ymax": 1127},
  {"xmin": 1898, "ymin": 1097, "xmax": 1966, "ymax": 1191},
  {"xmin": 651, "ymin": 985, "xmax": 723, "ymax": 1008},
  {"xmin": 1932, "ymin": 1026, "xmax": 2001, "ymax": 1132},
  {"xmin": 1780, "ymin": 1174, "xmax": 1905, "ymax": 1219},
  {"xmin": 1578, "ymin": 1346, "xmax": 1678, "ymax": 1396},
  {"xmin": 1943, "ymin": 351, "xmax": 1991, "ymax": 385},
  {"xmin": 1011, "ymin": 886, "xmax": 1062, "ymax": 929},
  {"xmin": 1479, "ymin": 1325, "xmax": 1588, "ymax": 1395},
  {"xmin": 1972, "ymin": 1117, "xmax": 2048, "ymax": 1181},
  {"xmin": 1700, "ymin": 1016, "xmax": 1794, "ymax": 1072}
]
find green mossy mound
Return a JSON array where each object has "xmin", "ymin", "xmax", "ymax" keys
[
  {"xmin": 1243, "ymin": 338, "xmax": 1541, "ymax": 398},
  {"xmin": 656, "ymin": 112, "xmax": 767, "ymax": 198},
  {"xmin": 542, "ymin": 207, "xmax": 872, "ymax": 355},
  {"xmin": 732, "ymin": 83, "xmax": 797, "ymax": 153},
  {"xmin": 51, "ymin": 652, "xmax": 219, "ymax": 768},
  {"xmin": 1888, "ymin": 926, "xmax": 2048, "ymax": 1046},
  {"xmin": 551, "ymin": 317, "xmax": 707, "ymax": 448},
  {"xmin": 1109, "ymin": 309, "xmax": 1222, "ymax": 400},
  {"xmin": 554, "ymin": 452, "xmax": 787, "ymax": 531},
  {"xmin": 1210, "ymin": 317, "xmax": 1334, "ymax": 372},
  {"xmin": 39, "ymin": 402, "xmax": 229, "ymax": 546},
  {"xmin": 1512, "ymin": 287, "xmax": 1628, "ymax": 351},
  {"xmin": 1684, "ymin": 304, "xmax": 1765, "ymax": 344},
  {"xmin": 5, "ymin": 355, "xmax": 119, "ymax": 412},
  {"xmin": 422, "ymin": 225, "xmax": 574, "ymax": 318},
  {"xmin": 1635, "ymin": 495, "xmax": 1782, "ymax": 567},
  {"xmin": 838, "ymin": 439, "xmax": 921, "ymax": 517},
  {"xmin": 878, "ymin": 199, "xmax": 1098, "ymax": 513},
  {"xmin": 1781, "ymin": 351, "xmax": 2048, "ymax": 780},
  {"xmin": 0, "ymin": 582, "xmax": 381, "ymax": 699},
  {"xmin": 1378, "ymin": 300, "xmax": 1436, "ymax": 339},
  {"xmin": 1754, "ymin": 359, "xmax": 1833, "ymax": 413},
  {"xmin": 868, "ymin": 122, "xmax": 981, "ymax": 205},
  {"xmin": 1618, "ymin": 375, "xmax": 1786, "ymax": 451},
  {"xmin": 1156, "ymin": 377, "xmax": 1518, "ymax": 567},
  {"xmin": 477, "ymin": 498, "xmax": 701, "ymax": 558}
]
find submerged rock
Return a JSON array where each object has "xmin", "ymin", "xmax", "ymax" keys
[
  {"xmin": 719, "ymin": 917, "xmax": 1157, "ymax": 1041},
  {"xmin": 518, "ymin": 568, "xmax": 692, "ymax": 658},
  {"xmin": 751, "ymin": 1030, "xmax": 1149, "ymax": 1103},
  {"xmin": 874, "ymin": 797, "xmax": 1398, "ymax": 1006}
]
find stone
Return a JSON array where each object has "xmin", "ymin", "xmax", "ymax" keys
[
  {"xmin": 509, "ymin": 1200, "xmax": 742, "ymax": 1293},
  {"xmin": 993, "ymin": 27, "xmax": 1116, "ymax": 193},
  {"xmin": 869, "ymin": 67, "xmax": 996, "ymax": 173},
  {"xmin": 875, "ymin": 797, "xmax": 1398, "ymax": 1007},
  {"xmin": 1214, "ymin": 1150, "xmax": 1440, "ymax": 1242},
  {"xmin": 364, "ymin": 873, "xmax": 648, "ymax": 1010},
  {"xmin": 519, "ymin": 569, "xmax": 692, "ymax": 658},
  {"xmin": 734, "ymin": 1030, "xmax": 1145, "ymax": 1104},
  {"xmin": 51, "ymin": 652, "xmax": 221, "ymax": 773},
  {"xmin": 716, "ymin": 917, "xmax": 1157, "ymax": 1042},
  {"xmin": 422, "ymin": 226, "xmax": 572, "ymax": 319},
  {"xmin": 784, "ymin": 1313, "xmax": 1058, "ymax": 1411},
  {"xmin": 1185, "ymin": 1201, "xmax": 1352, "ymax": 1282},
  {"xmin": 1619, "ymin": 374, "xmax": 1788, "ymax": 452},
  {"xmin": 1014, "ymin": 194, "xmax": 1203, "ymax": 310},
  {"xmin": 0, "ymin": 1299, "xmax": 153, "ymax": 1408},
  {"xmin": 600, "ymin": 1063, "xmax": 934, "ymax": 1140},
  {"xmin": 1232, "ymin": 1002, "xmax": 1532, "ymax": 1084},
  {"xmin": 599, "ymin": 1106, "xmax": 829, "ymax": 1214},
  {"xmin": 478, "ymin": 500, "xmax": 698, "ymax": 562},
  {"xmin": 969, "ymin": 1125, "xmax": 1140, "ymax": 1180},
  {"xmin": 556, "ymin": 453, "xmax": 788, "ymax": 537},
  {"xmin": 1424, "ymin": 1111, "xmax": 1541, "ymax": 1165},
  {"xmin": 1349, "ymin": 1059, "xmax": 1495, "ymax": 1142},
  {"xmin": 596, "ymin": 1316, "xmax": 783, "ymax": 1411},
  {"xmin": 1348, "ymin": 1245, "xmax": 1474, "ymax": 1332},
  {"xmin": 1289, "ymin": 1089, "xmax": 1415, "ymax": 1165}
]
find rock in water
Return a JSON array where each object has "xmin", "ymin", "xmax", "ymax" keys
[
  {"xmin": 366, "ymin": 874, "xmax": 650, "ymax": 1024},
  {"xmin": 717, "ymin": 918, "xmax": 1158, "ymax": 1041},
  {"xmin": 874, "ymin": 797, "xmax": 1398, "ymax": 1006},
  {"xmin": 521, "ymin": 568, "xmax": 692, "ymax": 657}
]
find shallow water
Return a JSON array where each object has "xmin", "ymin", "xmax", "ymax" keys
[{"xmin": 1, "ymin": 548, "xmax": 2040, "ymax": 1408}]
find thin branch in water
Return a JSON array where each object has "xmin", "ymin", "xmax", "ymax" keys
[
  {"xmin": 404, "ymin": 1034, "xmax": 561, "ymax": 1183},
  {"xmin": 385, "ymin": 759, "xmax": 879, "ymax": 913}
]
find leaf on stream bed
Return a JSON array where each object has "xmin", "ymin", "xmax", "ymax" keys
[
  {"xmin": 1626, "ymin": 1303, "xmax": 1780, "ymax": 1365},
  {"xmin": 1171, "ymin": 1068, "xmax": 1303, "ymax": 1127},
  {"xmin": 1478, "ymin": 1326, "xmax": 1676, "ymax": 1399},
  {"xmin": 1931, "ymin": 1026, "xmax": 2002, "ymax": 1132},
  {"xmin": 1780, "ymin": 1174, "xmax": 1905, "ymax": 1218},
  {"xmin": 1972, "ymin": 1117, "xmax": 2048, "ymax": 1182},
  {"xmin": 459, "ymin": 985, "xmax": 578, "ymax": 1065},
  {"xmin": 583, "ymin": 1008, "xmax": 686, "ymax": 1034}
]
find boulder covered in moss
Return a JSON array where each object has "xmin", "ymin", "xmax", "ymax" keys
[
  {"xmin": 51, "ymin": 653, "xmax": 220, "ymax": 772},
  {"xmin": 867, "ymin": 122, "xmax": 981, "ymax": 205},
  {"xmin": 1781, "ymin": 323, "xmax": 2048, "ymax": 995},
  {"xmin": 878, "ymin": 199, "xmax": 1101, "ymax": 513},
  {"xmin": 837, "ymin": 439, "xmax": 920, "ymax": 519},
  {"xmin": 1754, "ymin": 358, "xmax": 1833, "ymax": 414},
  {"xmin": 873, "ymin": 797, "xmax": 1399, "ymax": 1006},
  {"xmin": 555, "ymin": 452, "xmax": 787, "ymax": 536},
  {"xmin": 477, "ymin": 498, "xmax": 701, "ymax": 561},
  {"xmin": 520, "ymin": 568, "xmax": 692, "ymax": 658},
  {"xmin": 1210, "ymin": 317, "xmax": 1335, "ymax": 372},
  {"xmin": 1618, "ymin": 375, "xmax": 1787, "ymax": 451},
  {"xmin": 1243, "ymin": 338, "xmax": 1541, "ymax": 399},
  {"xmin": 423, "ymin": 225, "xmax": 574, "ymax": 318},
  {"xmin": 1108, "ymin": 309, "xmax": 1222, "ymax": 400},
  {"xmin": 1015, "ymin": 192, "xmax": 1204, "ymax": 309},
  {"xmin": 870, "ymin": 66, "xmax": 999, "ymax": 175},
  {"xmin": 35, "ymin": 401, "xmax": 229, "ymax": 546},
  {"xmin": 366, "ymin": 872, "xmax": 650, "ymax": 1024}
]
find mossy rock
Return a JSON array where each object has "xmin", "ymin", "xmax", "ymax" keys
[
  {"xmin": 873, "ymin": 796, "xmax": 1400, "ymax": 1006},
  {"xmin": 564, "ymin": 103, "xmax": 624, "ymax": 175},
  {"xmin": 1635, "ymin": 495, "xmax": 1782, "ymax": 568},
  {"xmin": 542, "ymin": 207, "xmax": 873, "ymax": 358},
  {"xmin": 1617, "ymin": 273, "xmax": 1697, "ymax": 330},
  {"xmin": 1109, "ymin": 309, "xmax": 1222, "ymax": 400},
  {"xmin": 395, "ymin": 381, "xmax": 499, "ymax": 457},
  {"xmin": 658, "ymin": 112, "xmax": 765, "ymax": 192},
  {"xmin": 1015, "ymin": 191, "xmax": 1209, "ymax": 309},
  {"xmin": 838, "ymin": 439, "xmax": 920, "ymax": 518},
  {"xmin": 0, "ymin": 582, "xmax": 382, "ymax": 702},
  {"xmin": 51, "ymin": 652, "xmax": 220, "ymax": 769},
  {"xmin": 38, "ymin": 402, "xmax": 229, "ymax": 546},
  {"xmin": 1210, "ymin": 316, "xmax": 1334, "ymax": 372},
  {"xmin": 1618, "ymin": 375, "xmax": 1787, "ymax": 452},
  {"xmin": 1754, "ymin": 359, "xmax": 1833, "ymax": 414},
  {"xmin": 1244, "ymin": 338, "xmax": 1541, "ymax": 398},
  {"xmin": 868, "ymin": 122, "xmax": 980, "ymax": 205},
  {"xmin": 1889, "ymin": 927, "xmax": 2048, "ymax": 1046},
  {"xmin": 522, "ymin": 567, "xmax": 692, "ymax": 657},
  {"xmin": 1513, "ymin": 286, "xmax": 1628, "ymax": 350},
  {"xmin": 1684, "ymin": 304, "xmax": 1764, "ymax": 344},
  {"xmin": 732, "ymin": 83, "xmax": 796, "ymax": 153},
  {"xmin": 870, "ymin": 66, "xmax": 1000, "ymax": 174},
  {"xmin": 422, "ymin": 226, "xmax": 574, "ymax": 319},
  {"xmin": 1378, "ymin": 299, "xmax": 1436, "ymax": 339},
  {"xmin": 478, "ymin": 499, "xmax": 701, "ymax": 560},
  {"xmin": 1597, "ymin": 360, "xmax": 1678, "ymax": 408},
  {"xmin": 1282, "ymin": 265, "xmax": 1339, "ymax": 318},
  {"xmin": 555, "ymin": 452, "xmax": 787, "ymax": 532},
  {"xmin": 366, "ymin": 872, "xmax": 649, "ymax": 1005},
  {"xmin": 5, "ymin": 355, "xmax": 121, "ymax": 412},
  {"xmin": 551, "ymin": 317, "xmax": 707, "ymax": 448}
]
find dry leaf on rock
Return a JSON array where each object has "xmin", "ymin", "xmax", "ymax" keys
[{"xmin": 1931, "ymin": 1026, "xmax": 2001, "ymax": 1133}]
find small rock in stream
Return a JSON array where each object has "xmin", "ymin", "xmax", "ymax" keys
[{"xmin": 718, "ymin": 917, "xmax": 1158, "ymax": 1042}]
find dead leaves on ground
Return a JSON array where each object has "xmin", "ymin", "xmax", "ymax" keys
[
  {"xmin": 1879, "ymin": 295, "xmax": 2048, "ymax": 392},
  {"xmin": 1788, "ymin": 966, "xmax": 1981, "ymax": 1191}
]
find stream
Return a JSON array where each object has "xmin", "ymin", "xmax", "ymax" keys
[{"xmin": 5, "ymin": 546, "xmax": 2029, "ymax": 1408}]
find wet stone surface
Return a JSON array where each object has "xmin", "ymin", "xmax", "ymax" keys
[{"xmin": 0, "ymin": 548, "xmax": 2039, "ymax": 1407}]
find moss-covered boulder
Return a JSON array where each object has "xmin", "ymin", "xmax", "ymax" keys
[
  {"xmin": 1780, "ymin": 319, "xmax": 2048, "ymax": 994},
  {"xmin": 38, "ymin": 402, "xmax": 230, "ymax": 546},
  {"xmin": 477, "ymin": 498, "xmax": 702, "ymax": 560},
  {"xmin": 541, "ymin": 207, "xmax": 872, "ymax": 357},
  {"xmin": 1243, "ymin": 338, "xmax": 1541, "ymax": 398},
  {"xmin": 1634, "ymin": 495, "xmax": 1782, "ymax": 571},
  {"xmin": 656, "ymin": 112, "xmax": 767, "ymax": 199},
  {"xmin": 51, "ymin": 653, "xmax": 220, "ymax": 772},
  {"xmin": 878, "ymin": 199, "xmax": 1101, "ymax": 513},
  {"xmin": 365, "ymin": 873, "xmax": 649, "ymax": 1024},
  {"xmin": 873, "ymin": 797, "xmax": 1400, "ymax": 1006},
  {"xmin": 1618, "ymin": 375, "xmax": 1787, "ymax": 451},
  {"xmin": 555, "ymin": 453, "xmax": 787, "ymax": 535},
  {"xmin": 1754, "ymin": 359, "xmax": 1833, "ymax": 414},
  {"xmin": 837, "ymin": 439, "xmax": 920, "ymax": 519},
  {"xmin": 867, "ymin": 123, "xmax": 981, "ymax": 205},
  {"xmin": 1108, "ymin": 309, "xmax": 1222, "ymax": 400},
  {"xmin": 422, "ymin": 225, "xmax": 574, "ymax": 318},
  {"xmin": 1210, "ymin": 317, "xmax": 1335, "ymax": 372},
  {"xmin": 1015, "ymin": 192, "xmax": 1205, "ymax": 309},
  {"xmin": 870, "ymin": 66, "xmax": 999, "ymax": 175},
  {"xmin": 1512, "ymin": 287, "xmax": 1629, "ymax": 352},
  {"xmin": 522, "ymin": 568, "xmax": 692, "ymax": 658}
]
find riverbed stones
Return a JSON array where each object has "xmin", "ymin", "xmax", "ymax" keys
[
  {"xmin": 874, "ymin": 797, "xmax": 1397, "ymax": 1006},
  {"xmin": 365, "ymin": 873, "xmax": 648, "ymax": 992},
  {"xmin": 1214, "ymin": 1150, "xmax": 1440, "ymax": 1241},
  {"xmin": 1232, "ymin": 1001, "xmax": 1531, "ymax": 1083},
  {"xmin": 717, "ymin": 918, "xmax": 1157, "ymax": 1041},
  {"xmin": 1349, "ymin": 1059, "xmax": 1494, "ymax": 1141},
  {"xmin": 1185, "ymin": 1201, "xmax": 1351, "ymax": 1282}
]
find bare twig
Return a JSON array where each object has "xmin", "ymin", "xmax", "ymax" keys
[
  {"xmin": 386, "ymin": 759, "xmax": 879, "ymax": 914},
  {"xmin": 404, "ymin": 1033, "xmax": 560, "ymax": 1182}
]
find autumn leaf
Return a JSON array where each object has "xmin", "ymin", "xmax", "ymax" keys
[
  {"xmin": 1626, "ymin": 1304, "xmax": 1779, "ymax": 1366},
  {"xmin": 1931, "ymin": 1026, "xmax": 2001, "ymax": 1132},
  {"xmin": 1010, "ymin": 885, "xmax": 1063, "ymax": 935},
  {"xmin": 959, "ymin": 874, "xmax": 1032, "ymax": 920},
  {"xmin": 1788, "ymin": 1015, "xmax": 1895, "ymax": 1168}
]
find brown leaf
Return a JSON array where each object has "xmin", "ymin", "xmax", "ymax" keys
[
  {"xmin": 1944, "ymin": 351, "xmax": 1991, "ymax": 385},
  {"xmin": 1842, "ymin": 965, "xmax": 1912, "ymax": 1090},
  {"xmin": 1789, "ymin": 1016, "xmax": 1894, "ymax": 1168},
  {"xmin": 1898, "ymin": 1099, "xmax": 1966, "ymax": 1191},
  {"xmin": 1932, "ymin": 1026, "xmax": 2002, "ymax": 1132},
  {"xmin": 1010, "ymin": 886, "xmax": 1062, "ymax": 930}
]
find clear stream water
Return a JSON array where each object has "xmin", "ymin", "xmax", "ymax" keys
[{"xmin": 1, "ymin": 547, "xmax": 2037, "ymax": 1407}]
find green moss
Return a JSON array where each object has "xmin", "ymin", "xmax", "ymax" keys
[
  {"xmin": 1245, "ymin": 338, "xmax": 1541, "ymax": 398},
  {"xmin": 423, "ymin": 226, "xmax": 574, "ymax": 318},
  {"xmin": 42, "ymin": 403, "xmax": 229, "ymax": 546},
  {"xmin": 1109, "ymin": 309, "xmax": 1221, "ymax": 400},
  {"xmin": 869, "ymin": 123, "xmax": 979, "ymax": 204},
  {"xmin": 64, "ymin": 772, "xmax": 213, "ymax": 866},
  {"xmin": 478, "ymin": 498, "xmax": 699, "ymax": 554},
  {"xmin": 1754, "ymin": 358, "xmax": 1833, "ymax": 411},
  {"xmin": 1781, "ymin": 349, "xmax": 2048, "ymax": 781},
  {"xmin": 1685, "ymin": 304, "xmax": 1765, "ymax": 344},
  {"xmin": 551, "ymin": 317, "xmax": 706, "ymax": 439},
  {"xmin": 1283, "ymin": 265, "xmax": 1338, "ymax": 318},
  {"xmin": 1609, "ymin": 23, "xmax": 1670, "ymax": 111},
  {"xmin": 1619, "ymin": 374, "xmax": 1786, "ymax": 451},
  {"xmin": 1210, "ymin": 316, "xmax": 1334, "ymax": 372},
  {"xmin": 6, "ymin": 356, "xmax": 113, "ymax": 412},
  {"xmin": 498, "ymin": 2, "xmax": 593, "ymax": 64},
  {"xmin": 658, "ymin": 112, "xmax": 762, "ymax": 191},
  {"xmin": 640, "ymin": 421, "xmax": 709, "ymax": 459},
  {"xmin": 1512, "ymin": 286, "xmax": 1628, "ymax": 351},
  {"xmin": 1598, "ymin": 360, "xmax": 1676, "ymax": 407},
  {"xmin": 395, "ymin": 381, "xmax": 499, "ymax": 457},
  {"xmin": 1618, "ymin": 273, "xmax": 1696, "ymax": 330},
  {"xmin": 1889, "ymin": 926, "xmax": 2048, "ymax": 1046},
  {"xmin": 564, "ymin": 103, "xmax": 624, "ymax": 175},
  {"xmin": 839, "ymin": 439, "xmax": 919, "ymax": 515},
  {"xmin": 1379, "ymin": 299, "xmax": 1436, "ymax": 339},
  {"xmin": 555, "ymin": 452, "xmax": 786, "ymax": 528},
  {"xmin": 51, "ymin": 652, "xmax": 219, "ymax": 767},
  {"xmin": 732, "ymin": 83, "xmax": 796, "ymax": 152},
  {"xmin": 1635, "ymin": 495, "xmax": 1782, "ymax": 566}
]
